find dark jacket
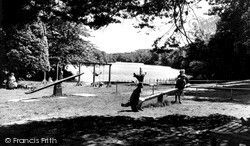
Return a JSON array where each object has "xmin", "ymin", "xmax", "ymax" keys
[{"xmin": 175, "ymin": 74, "xmax": 189, "ymax": 89}]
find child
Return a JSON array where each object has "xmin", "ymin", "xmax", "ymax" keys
[
  {"xmin": 8, "ymin": 73, "xmax": 18, "ymax": 89},
  {"xmin": 174, "ymin": 69, "xmax": 189, "ymax": 103}
]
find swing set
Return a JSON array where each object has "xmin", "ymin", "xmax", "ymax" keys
[
  {"xmin": 41, "ymin": 61, "xmax": 112, "ymax": 92},
  {"xmin": 75, "ymin": 62, "xmax": 112, "ymax": 87}
]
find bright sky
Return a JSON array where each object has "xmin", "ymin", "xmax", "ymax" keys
[
  {"xmin": 88, "ymin": 0, "xmax": 214, "ymax": 53},
  {"xmin": 88, "ymin": 21, "xmax": 159, "ymax": 53}
]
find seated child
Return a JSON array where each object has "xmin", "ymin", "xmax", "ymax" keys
[{"xmin": 8, "ymin": 73, "xmax": 18, "ymax": 89}]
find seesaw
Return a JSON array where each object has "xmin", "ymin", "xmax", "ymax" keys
[
  {"xmin": 139, "ymin": 84, "xmax": 192, "ymax": 103},
  {"xmin": 25, "ymin": 72, "xmax": 84, "ymax": 94},
  {"xmin": 139, "ymin": 88, "xmax": 178, "ymax": 103},
  {"xmin": 139, "ymin": 83, "xmax": 250, "ymax": 103}
]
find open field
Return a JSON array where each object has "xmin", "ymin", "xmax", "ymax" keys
[{"xmin": 0, "ymin": 81, "xmax": 250, "ymax": 145}]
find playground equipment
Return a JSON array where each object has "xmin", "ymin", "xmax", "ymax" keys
[
  {"xmin": 25, "ymin": 72, "xmax": 84, "ymax": 96},
  {"xmin": 140, "ymin": 83, "xmax": 250, "ymax": 105},
  {"xmin": 138, "ymin": 83, "xmax": 192, "ymax": 105},
  {"xmin": 77, "ymin": 62, "xmax": 112, "ymax": 87},
  {"xmin": 139, "ymin": 88, "xmax": 178, "ymax": 103},
  {"xmin": 91, "ymin": 63, "xmax": 112, "ymax": 87}
]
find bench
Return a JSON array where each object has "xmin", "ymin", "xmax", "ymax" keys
[{"xmin": 210, "ymin": 121, "xmax": 250, "ymax": 146}]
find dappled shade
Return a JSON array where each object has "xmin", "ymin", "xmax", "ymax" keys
[{"xmin": 0, "ymin": 114, "xmax": 235, "ymax": 145}]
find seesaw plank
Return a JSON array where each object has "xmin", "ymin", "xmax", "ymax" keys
[
  {"xmin": 25, "ymin": 72, "xmax": 84, "ymax": 94},
  {"xmin": 139, "ymin": 88, "xmax": 178, "ymax": 102}
]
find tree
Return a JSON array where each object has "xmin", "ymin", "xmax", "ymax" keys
[
  {"xmin": 0, "ymin": 21, "xmax": 50, "ymax": 78},
  {"xmin": 183, "ymin": 0, "xmax": 250, "ymax": 79},
  {"xmin": 48, "ymin": 0, "xmax": 205, "ymax": 47},
  {"xmin": 2, "ymin": 0, "xmax": 231, "ymax": 82},
  {"xmin": 0, "ymin": 0, "xmax": 110, "ymax": 81},
  {"xmin": 206, "ymin": 0, "xmax": 250, "ymax": 79},
  {"xmin": 106, "ymin": 49, "xmax": 159, "ymax": 64},
  {"xmin": 1, "ymin": 0, "xmax": 52, "ymax": 81},
  {"xmin": 47, "ymin": 19, "xmax": 107, "ymax": 66}
]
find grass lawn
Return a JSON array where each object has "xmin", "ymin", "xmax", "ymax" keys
[{"xmin": 0, "ymin": 81, "xmax": 249, "ymax": 145}]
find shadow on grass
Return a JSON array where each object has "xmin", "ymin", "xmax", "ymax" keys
[
  {"xmin": 184, "ymin": 95, "xmax": 233, "ymax": 103},
  {"xmin": 117, "ymin": 110, "xmax": 134, "ymax": 113},
  {"xmin": 0, "ymin": 114, "xmax": 236, "ymax": 146},
  {"xmin": 183, "ymin": 89, "xmax": 250, "ymax": 104}
]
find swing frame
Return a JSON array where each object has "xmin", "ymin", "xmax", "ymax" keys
[{"xmin": 77, "ymin": 62, "xmax": 112, "ymax": 87}]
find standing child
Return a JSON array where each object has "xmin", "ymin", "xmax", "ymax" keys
[{"xmin": 174, "ymin": 69, "xmax": 189, "ymax": 103}]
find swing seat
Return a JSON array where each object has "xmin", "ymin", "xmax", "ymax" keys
[{"xmin": 91, "ymin": 81, "xmax": 104, "ymax": 87}]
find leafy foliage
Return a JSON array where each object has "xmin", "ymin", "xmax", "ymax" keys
[
  {"xmin": 0, "ymin": 0, "xmax": 110, "ymax": 80},
  {"xmin": 206, "ymin": 0, "xmax": 250, "ymax": 79},
  {"xmin": 1, "ymin": 22, "xmax": 50, "ymax": 77},
  {"xmin": 47, "ymin": 19, "xmax": 107, "ymax": 67},
  {"xmin": 183, "ymin": 0, "xmax": 250, "ymax": 79},
  {"xmin": 1, "ymin": 0, "xmax": 249, "ymax": 81}
]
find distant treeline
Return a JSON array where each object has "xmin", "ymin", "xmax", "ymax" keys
[
  {"xmin": 106, "ymin": 49, "xmax": 180, "ymax": 66},
  {"xmin": 107, "ymin": 49, "xmax": 157, "ymax": 64},
  {"xmin": 106, "ymin": 49, "xmax": 186, "ymax": 69}
]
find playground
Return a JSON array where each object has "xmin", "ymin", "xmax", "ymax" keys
[{"xmin": 0, "ymin": 79, "xmax": 250, "ymax": 145}]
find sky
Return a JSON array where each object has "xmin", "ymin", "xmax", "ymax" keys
[
  {"xmin": 88, "ymin": 21, "xmax": 159, "ymax": 53},
  {"xmin": 87, "ymin": 0, "xmax": 215, "ymax": 53}
]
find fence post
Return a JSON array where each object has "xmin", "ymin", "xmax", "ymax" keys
[
  {"xmin": 152, "ymin": 84, "xmax": 155, "ymax": 95},
  {"xmin": 116, "ymin": 82, "xmax": 118, "ymax": 94}
]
